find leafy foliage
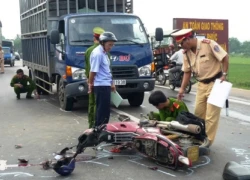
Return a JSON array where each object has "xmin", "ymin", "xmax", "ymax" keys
[{"xmin": 229, "ymin": 37, "xmax": 250, "ymax": 57}]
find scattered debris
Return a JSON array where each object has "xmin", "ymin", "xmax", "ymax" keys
[
  {"xmin": 110, "ymin": 147, "xmax": 121, "ymax": 153},
  {"xmin": 148, "ymin": 166, "xmax": 158, "ymax": 171},
  {"xmin": 41, "ymin": 160, "xmax": 51, "ymax": 170},
  {"xmin": 108, "ymin": 156, "xmax": 114, "ymax": 160},
  {"xmin": 18, "ymin": 159, "xmax": 29, "ymax": 166},
  {"xmin": 15, "ymin": 145, "xmax": 22, "ymax": 149}
]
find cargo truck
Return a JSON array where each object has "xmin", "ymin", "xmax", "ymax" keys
[
  {"xmin": 19, "ymin": 0, "xmax": 155, "ymax": 111},
  {"xmin": 2, "ymin": 40, "xmax": 15, "ymax": 67}
]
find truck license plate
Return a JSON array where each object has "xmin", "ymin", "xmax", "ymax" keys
[
  {"xmin": 114, "ymin": 80, "xmax": 126, "ymax": 85},
  {"xmin": 187, "ymin": 145, "xmax": 199, "ymax": 162}
]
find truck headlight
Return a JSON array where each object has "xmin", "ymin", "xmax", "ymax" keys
[
  {"xmin": 138, "ymin": 64, "xmax": 151, "ymax": 77},
  {"xmin": 71, "ymin": 67, "xmax": 86, "ymax": 80}
]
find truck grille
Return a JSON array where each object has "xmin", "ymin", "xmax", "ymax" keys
[
  {"xmin": 114, "ymin": 132, "xmax": 138, "ymax": 143},
  {"xmin": 112, "ymin": 66, "xmax": 138, "ymax": 79}
]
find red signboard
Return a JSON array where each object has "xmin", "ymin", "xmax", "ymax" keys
[{"xmin": 173, "ymin": 18, "xmax": 229, "ymax": 52}]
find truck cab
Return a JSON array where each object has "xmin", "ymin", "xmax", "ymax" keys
[
  {"xmin": 50, "ymin": 13, "xmax": 154, "ymax": 110},
  {"xmin": 2, "ymin": 46, "xmax": 15, "ymax": 67}
]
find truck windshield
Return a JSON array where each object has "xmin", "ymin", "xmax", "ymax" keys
[
  {"xmin": 2, "ymin": 48, "xmax": 10, "ymax": 54},
  {"xmin": 69, "ymin": 15, "xmax": 148, "ymax": 45}
]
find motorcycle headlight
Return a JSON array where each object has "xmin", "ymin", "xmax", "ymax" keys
[
  {"xmin": 71, "ymin": 67, "xmax": 86, "ymax": 80},
  {"xmin": 138, "ymin": 64, "xmax": 151, "ymax": 77}
]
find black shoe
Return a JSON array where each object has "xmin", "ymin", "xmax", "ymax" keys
[
  {"xmin": 16, "ymin": 94, "xmax": 20, "ymax": 100},
  {"xmin": 26, "ymin": 96, "xmax": 34, "ymax": 99}
]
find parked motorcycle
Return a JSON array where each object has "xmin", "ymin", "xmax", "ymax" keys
[
  {"xmin": 53, "ymin": 112, "xmax": 210, "ymax": 176},
  {"xmin": 152, "ymin": 51, "xmax": 171, "ymax": 85},
  {"xmin": 167, "ymin": 61, "xmax": 192, "ymax": 93}
]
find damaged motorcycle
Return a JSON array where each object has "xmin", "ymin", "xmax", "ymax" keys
[{"xmin": 53, "ymin": 111, "xmax": 210, "ymax": 176}]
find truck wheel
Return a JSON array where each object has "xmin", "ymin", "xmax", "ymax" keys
[
  {"xmin": 128, "ymin": 92, "xmax": 144, "ymax": 107},
  {"xmin": 58, "ymin": 78, "xmax": 74, "ymax": 111}
]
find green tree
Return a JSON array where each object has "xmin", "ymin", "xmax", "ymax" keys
[
  {"xmin": 229, "ymin": 37, "xmax": 241, "ymax": 54},
  {"xmin": 241, "ymin": 41, "xmax": 250, "ymax": 57},
  {"xmin": 14, "ymin": 34, "xmax": 22, "ymax": 53}
]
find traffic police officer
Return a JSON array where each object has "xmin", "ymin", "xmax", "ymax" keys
[
  {"xmin": 85, "ymin": 27, "xmax": 105, "ymax": 128},
  {"xmin": 88, "ymin": 32, "xmax": 117, "ymax": 127},
  {"xmin": 10, "ymin": 69, "xmax": 36, "ymax": 99},
  {"xmin": 172, "ymin": 29, "xmax": 229, "ymax": 146}
]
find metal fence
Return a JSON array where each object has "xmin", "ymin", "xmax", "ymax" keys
[{"xmin": 19, "ymin": 0, "xmax": 133, "ymax": 36}]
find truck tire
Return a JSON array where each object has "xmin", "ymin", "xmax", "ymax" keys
[
  {"xmin": 58, "ymin": 78, "xmax": 74, "ymax": 111},
  {"xmin": 29, "ymin": 69, "xmax": 42, "ymax": 95},
  {"xmin": 128, "ymin": 92, "xmax": 144, "ymax": 107}
]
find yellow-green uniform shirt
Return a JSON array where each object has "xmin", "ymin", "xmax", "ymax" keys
[
  {"xmin": 85, "ymin": 43, "xmax": 99, "ymax": 78},
  {"xmin": 10, "ymin": 75, "xmax": 35, "ymax": 89},
  {"xmin": 151, "ymin": 98, "xmax": 189, "ymax": 121}
]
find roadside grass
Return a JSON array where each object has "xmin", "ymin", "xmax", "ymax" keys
[{"xmin": 228, "ymin": 56, "xmax": 250, "ymax": 90}]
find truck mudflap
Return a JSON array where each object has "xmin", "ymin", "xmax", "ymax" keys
[
  {"xmin": 114, "ymin": 78, "xmax": 155, "ymax": 93},
  {"xmin": 64, "ymin": 80, "xmax": 88, "ymax": 98}
]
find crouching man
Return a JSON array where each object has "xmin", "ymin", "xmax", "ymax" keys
[
  {"xmin": 10, "ymin": 69, "xmax": 36, "ymax": 99},
  {"xmin": 148, "ymin": 90, "xmax": 189, "ymax": 121}
]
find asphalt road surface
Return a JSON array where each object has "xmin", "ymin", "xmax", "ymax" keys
[{"xmin": 0, "ymin": 61, "xmax": 249, "ymax": 180}]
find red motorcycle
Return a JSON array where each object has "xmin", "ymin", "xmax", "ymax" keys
[{"xmin": 53, "ymin": 112, "xmax": 210, "ymax": 176}]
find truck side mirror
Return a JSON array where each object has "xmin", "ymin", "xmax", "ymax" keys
[
  {"xmin": 50, "ymin": 30, "xmax": 60, "ymax": 44},
  {"xmin": 155, "ymin": 28, "xmax": 163, "ymax": 42}
]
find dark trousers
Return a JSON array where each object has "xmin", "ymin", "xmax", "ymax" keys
[
  {"xmin": 94, "ymin": 86, "xmax": 111, "ymax": 127},
  {"xmin": 88, "ymin": 92, "xmax": 96, "ymax": 128},
  {"xmin": 14, "ymin": 85, "xmax": 35, "ymax": 97},
  {"xmin": 169, "ymin": 65, "xmax": 182, "ymax": 82}
]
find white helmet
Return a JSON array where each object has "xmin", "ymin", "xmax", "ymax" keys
[{"xmin": 99, "ymin": 32, "xmax": 118, "ymax": 42}]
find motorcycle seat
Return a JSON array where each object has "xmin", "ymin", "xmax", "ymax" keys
[{"xmin": 223, "ymin": 161, "xmax": 250, "ymax": 180}]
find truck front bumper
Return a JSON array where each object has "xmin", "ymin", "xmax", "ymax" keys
[
  {"xmin": 4, "ymin": 59, "xmax": 13, "ymax": 65},
  {"xmin": 64, "ymin": 78, "xmax": 155, "ymax": 98},
  {"xmin": 64, "ymin": 80, "xmax": 88, "ymax": 98},
  {"xmin": 116, "ymin": 78, "xmax": 155, "ymax": 93}
]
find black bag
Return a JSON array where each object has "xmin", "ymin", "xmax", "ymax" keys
[{"xmin": 176, "ymin": 111, "xmax": 207, "ymax": 141}]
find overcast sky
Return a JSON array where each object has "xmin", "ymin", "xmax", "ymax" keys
[{"xmin": 0, "ymin": 0, "xmax": 249, "ymax": 42}]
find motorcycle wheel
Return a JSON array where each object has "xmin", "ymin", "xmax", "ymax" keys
[
  {"xmin": 159, "ymin": 72, "xmax": 167, "ymax": 85},
  {"xmin": 184, "ymin": 81, "xmax": 192, "ymax": 94}
]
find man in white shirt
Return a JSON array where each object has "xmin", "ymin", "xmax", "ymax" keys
[{"xmin": 169, "ymin": 45, "xmax": 184, "ymax": 84}]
